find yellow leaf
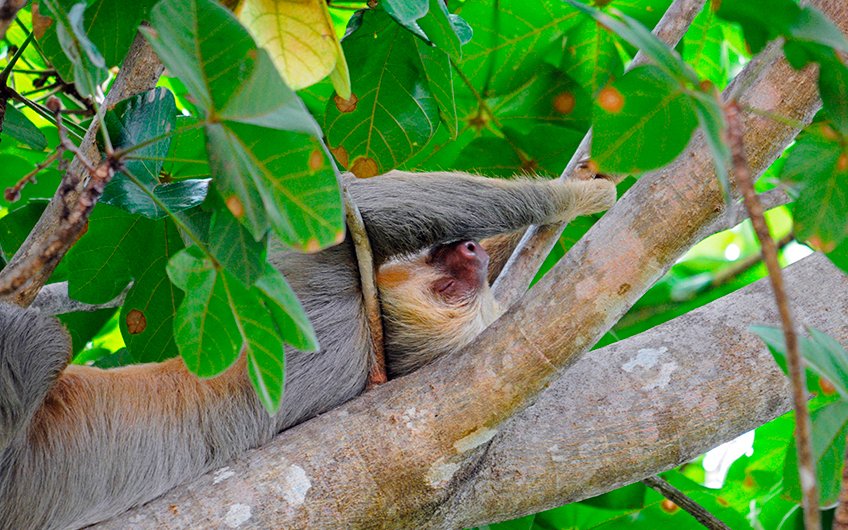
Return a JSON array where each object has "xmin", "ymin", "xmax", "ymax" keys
[{"xmin": 239, "ymin": 0, "xmax": 351, "ymax": 98}]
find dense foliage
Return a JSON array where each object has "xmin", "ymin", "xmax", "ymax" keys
[{"xmin": 1, "ymin": 0, "xmax": 847, "ymax": 528}]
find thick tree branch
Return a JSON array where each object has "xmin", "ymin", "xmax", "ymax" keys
[
  {"xmin": 0, "ymin": 32, "xmax": 163, "ymax": 306},
  {"xmin": 99, "ymin": 254, "xmax": 846, "ymax": 529},
  {"xmin": 98, "ymin": 0, "xmax": 846, "ymax": 523}
]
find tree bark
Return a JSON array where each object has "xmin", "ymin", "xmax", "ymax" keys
[
  {"xmin": 98, "ymin": 0, "xmax": 848, "ymax": 525},
  {"xmin": 99, "ymin": 254, "xmax": 846, "ymax": 529}
]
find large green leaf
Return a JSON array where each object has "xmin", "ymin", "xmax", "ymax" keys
[
  {"xmin": 780, "ymin": 129, "xmax": 848, "ymax": 251},
  {"xmin": 414, "ymin": 38, "xmax": 457, "ymax": 137},
  {"xmin": 783, "ymin": 401, "xmax": 848, "ymax": 506},
  {"xmin": 145, "ymin": 0, "xmax": 342, "ymax": 249},
  {"xmin": 416, "ymin": 0, "xmax": 463, "ymax": 60},
  {"xmin": 592, "ymin": 65, "xmax": 698, "ymax": 174},
  {"xmin": 167, "ymin": 246, "xmax": 285, "ymax": 412},
  {"xmin": 38, "ymin": 0, "xmax": 156, "ymax": 82},
  {"xmin": 753, "ymin": 325, "xmax": 848, "ymax": 399},
  {"xmin": 681, "ymin": 2, "xmax": 727, "ymax": 88},
  {"xmin": 101, "ymin": 88, "xmax": 210, "ymax": 218},
  {"xmin": 567, "ymin": 1, "xmax": 698, "ymax": 85},
  {"xmin": 819, "ymin": 58, "xmax": 848, "ymax": 137},
  {"xmin": 458, "ymin": 0, "xmax": 580, "ymax": 94},
  {"xmin": 207, "ymin": 122, "xmax": 343, "ymax": 249},
  {"xmin": 562, "ymin": 17, "xmax": 623, "ymax": 96},
  {"xmin": 120, "ymin": 219, "xmax": 185, "ymax": 363},
  {"xmin": 143, "ymin": 0, "xmax": 318, "ymax": 135},
  {"xmin": 1, "ymin": 106, "xmax": 48, "ymax": 151},
  {"xmin": 325, "ymin": 8, "xmax": 439, "ymax": 177}
]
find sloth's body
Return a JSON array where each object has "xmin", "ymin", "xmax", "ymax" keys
[{"xmin": 0, "ymin": 171, "xmax": 615, "ymax": 529}]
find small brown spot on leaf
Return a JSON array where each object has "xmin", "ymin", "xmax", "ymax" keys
[
  {"xmin": 743, "ymin": 474, "xmax": 755, "ymax": 488},
  {"xmin": 808, "ymin": 234, "xmax": 836, "ymax": 253},
  {"xmin": 617, "ymin": 283, "xmax": 631, "ymax": 295},
  {"xmin": 331, "ymin": 146, "xmax": 349, "ymax": 168},
  {"xmin": 660, "ymin": 499, "xmax": 678, "ymax": 513},
  {"xmin": 598, "ymin": 86, "xmax": 624, "ymax": 113},
  {"xmin": 226, "ymin": 196, "xmax": 244, "ymax": 219},
  {"xmin": 334, "ymin": 93, "xmax": 358, "ymax": 113},
  {"xmin": 699, "ymin": 79, "xmax": 716, "ymax": 93},
  {"xmin": 820, "ymin": 123, "xmax": 839, "ymax": 141},
  {"xmin": 820, "ymin": 378, "xmax": 837, "ymax": 396},
  {"xmin": 716, "ymin": 497, "xmax": 729, "ymax": 507},
  {"xmin": 838, "ymin": 153, "xmax": 848, "ymax": 172},
  {"xmin": 553, "ymin": 92, "xmax": 576, "ymax": 114},
  {"xmin": 304, "ymin": 238, "xmax": 321, "ymax": 253},
  {"xmin": 247, "ymin": 49, "xmax": 257, "ymax": 60},
  {"xmin": 351, "ymin": 157, "xmax": 379, "ymax": 178},
  {"xmin": 334, "ymin": 230, "xmax": 346, "ymax": 244},
  {"xmin": 309, "ymin": 149, "xmax": 325, "ymax": 171},
  {"xmin": 126, "ymin": 309, "xmax": 147, "ymax": 335}
]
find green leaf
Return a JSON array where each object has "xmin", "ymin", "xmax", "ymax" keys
[
  {"xmin": 207, "ymin": 206, "xmax": 266, "ymax": 287},
  {"xmin": 120, "ymin": 219, "xmax": 185, "ymax": 363},
  {"xmin": 751, "ymin": 325, "xmax": 848, "ymax": 398},
  {"xmin": 206, "ymin": 121, "xmax": 344, "ymax": 249},
  {"xmin": 780, "ymin": 129, "xmax": 848, "ymax": 251},
  {"xmin": 144, "ymin": 0, "xmax": 319, "ymax": 135},
  {"xmin": 39, "ymin": 0, "xmax": 107, "ymax": 98},
  {"xmin": 38, "ymin": 0, "xmax": 156, "ymax": 82},
  {"xmin": 681, "ymin": 2, "xmax": 728, "ymax": 88},
  {"xmin": 0, "ymin": 156, "xmax": 61, "ymax": 205},
  {"xmin": 1, "ymin": 106, "xmax": 48, "ymax": 151},
  {"xmin": 325, "ymin": 8, "xmax": 439, "ymax": 177},
  {"xmin": 167, "ymin": 246, "xmax": 285, "ymax": 412},
  {"xmin": 819, "ymin": 58, "xmax": 848, "ymax": 137},
  {"xmin": 382, "ymin": 0, "xmax": 428, "ymax": 33},
  {"xmin": 789, "ymin": 6, "xmax": 848, "ymax": 54},
  {"xmin": 567, "ymin": 1, "xmax": 698, "ymax": 85},
  {"xmin": 562, "ymin": 17, "xmax": 623, "ymax": 96},
  {"xmin": 715, "ymin": 0, "xmax": 800, "ymax": 54},
  {"xmin": 414, "ymin": 39, "xmax": 457, "ymax": 137},
  {"xmin": 100, "ymin": 88, "xmax": 211, "ymax": 218},
  {"xmin": 254, "ymin": 264, "xmax": 318, "ymax": 352},
  {"xmin": 458, "ymin": 0, "xmax": 580, "ymax": 94},
  {"xmin": 591, "ymin": 65, "xmax": 698, "ymax": 174},
  {"xmin": 416, "ymin": 0, "xmax": 462, "ymax": 60},
  {"xmin": 783, "ymin": 401, "xmax": 848, "ymax": 506},
  {"xmin": 162, "ymin": 117, "xmax": 211, "ymax": 179},
  {"xmin": 690, "ymin": 91, "xmax": 731, "ymax": 196},
  {"xmin": 66, "ymin": 205, "xmax": 141, "ymax": 303}
]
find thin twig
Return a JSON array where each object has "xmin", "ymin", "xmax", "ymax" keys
[
  {"xmin": 343, "ymin": 186, "xmax": 387, "ymax": 387},
  {"xmin": 4, "ymin": 149, "xmax": 63, "ymax": 202},
  {"xmin": 492, "ymin": 0, "xmax": 708, "ymax": 307},
  {"xmin": 710, "ymin": 232, "xmax": 795, "ymax": 288},
  {"xmin": 642, "ymin": 476, "xmax": 732, "ymax": 530},
  {"xmin": 32, "ymin": 281, "xmax": 129, "ymax": 315},
  {"xmin": 724, "ymin": 100, "xmax": 819, "ymax": 530}
]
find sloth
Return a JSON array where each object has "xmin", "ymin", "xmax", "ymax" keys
[{"xmin": 0, "ymin": 170, "xmax": 616, "ymax": 529}]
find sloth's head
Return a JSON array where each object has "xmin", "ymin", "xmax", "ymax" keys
[{"xmin": 377, "ymin": 240, "xmax": 501, "ymax": 377}]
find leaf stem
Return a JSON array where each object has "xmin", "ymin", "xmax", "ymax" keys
[
  {"xmin": 0, "ymin": 30, "xmax": 34, "ymax": 84},
  {"xmin": 642, "ymin": 475, "xmax": 731, "ymax": 530}
]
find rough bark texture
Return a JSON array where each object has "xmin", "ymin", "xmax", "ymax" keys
[
  {"xmin": 0, "ymin": 33, "xmax": 163, "ymax": 306},
  {"xmin": 99, "ymin": 254, "xmax": 845, "ymax": 529},
  {"xmin": 97, "ymin": 1, "xmax": 848, "ymax": 526}
]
